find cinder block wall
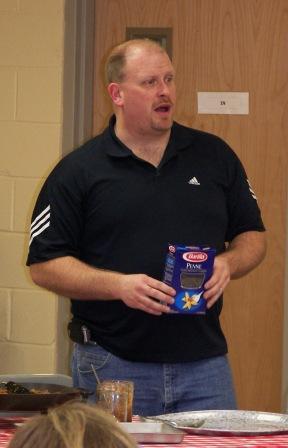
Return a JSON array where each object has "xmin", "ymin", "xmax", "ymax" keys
[{"xmin": 0, "ymin": 0, "xmax": 67, "ymax": 373}]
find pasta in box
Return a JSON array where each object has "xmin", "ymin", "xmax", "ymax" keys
[{"xmin": 163, "ymin": 244, "xmax": 216, "ymax": 314}]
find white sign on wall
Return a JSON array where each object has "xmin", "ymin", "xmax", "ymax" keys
[{"xmin": 197, "ymin": 92, "xmax": 249, "ymax": 115}]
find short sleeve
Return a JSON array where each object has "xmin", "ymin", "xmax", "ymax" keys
[
  {"xmin": 224, "ymin": 149, "xmax": 265, "ymax": 242},
  {"xmin": 26, "ymin": 160, "xmax": 85, "ymax": 265}
]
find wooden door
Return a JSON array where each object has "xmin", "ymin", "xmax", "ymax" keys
[{"xmin": 93, "ymin": 0, "xmax": 288, "ymax": 412}]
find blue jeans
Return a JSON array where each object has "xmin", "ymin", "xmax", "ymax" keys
[{"xmin": 72, "ymin": 343, "xmax": 237, "ymax": 416}]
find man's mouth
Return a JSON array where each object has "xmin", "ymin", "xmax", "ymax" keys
[{"xmin": 154, "ymin": 104, "xmax": 172, "ymax": 113}]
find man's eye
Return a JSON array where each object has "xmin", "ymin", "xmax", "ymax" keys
[{"xmin": 144, "ymin": 79, "xmax": 156, "ymax": 86}]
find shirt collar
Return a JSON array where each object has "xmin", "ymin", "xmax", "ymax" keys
[
  {"xmin": 104, "ymin": 116, "xmax": 135, "ymax": 158},
  {"xmin": 104, "ymin": 115, "xmax": 196, "ymax": 160}
]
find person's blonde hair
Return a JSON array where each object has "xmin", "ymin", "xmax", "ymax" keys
[
  {"xmin": 105, "ymin": 38, "xmax": 167, "ymax": 84},
  {"xmin": 8, "ymin": 401, "xmax": 137, "ymax": 448}
]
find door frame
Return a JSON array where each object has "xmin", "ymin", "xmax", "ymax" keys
[
  {"xmin": 62, "ymin": 0, "xmax": 95, "ymax": 154},
  {"xmin": 56, "ymin": 0, "xmax": 95, "ymax": 373}
]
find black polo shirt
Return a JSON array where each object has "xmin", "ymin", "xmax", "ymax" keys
[{"xmin": 27, "ymin": 117, "xmax": 265, "ymax": 362}]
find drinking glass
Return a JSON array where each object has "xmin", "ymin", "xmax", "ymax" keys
[{"xmin": 96, "ymin": 380, "xmax": 134, "ymax": 422}]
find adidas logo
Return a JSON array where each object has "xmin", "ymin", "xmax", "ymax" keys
[{"xmin": 188, "ymin": 177, "xmax": 200, "ymax": 186}]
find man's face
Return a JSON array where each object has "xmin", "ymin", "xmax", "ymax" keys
[{"xmin": 114, "ymin": 46, "xmax": 176, "ymax": 136}]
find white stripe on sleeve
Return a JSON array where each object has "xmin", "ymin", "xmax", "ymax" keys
[
  {"xmin": 30, "ymin": 205, "xmax": 50, "ymax": 229},
  {"xmin": 29, "ymin": 221, "xmax": 50, "ymax": 246},
  {"xmin": 29, "ymin": 204, "xmax": 51, "ymax": 246}
]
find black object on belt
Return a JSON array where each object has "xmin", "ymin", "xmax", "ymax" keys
[{"xmin": 68, "ymin": 320, "xmax": 98, "ymax": 346}]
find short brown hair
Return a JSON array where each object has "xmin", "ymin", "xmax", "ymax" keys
[
  {"xmin": 105, "ymin": 38, "xmax": 167, "ymax": 84},
  {"xmin": 9, "ymin": 401, "xmax": 137, "ymax": 448}
]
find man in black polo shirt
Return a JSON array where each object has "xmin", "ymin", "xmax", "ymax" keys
[{"xmin": 27, "ymin": 39, "xmax": 266, "ymax": 415}]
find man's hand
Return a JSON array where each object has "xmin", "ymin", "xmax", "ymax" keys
[
  {"xmin": 203, "ymin": 256, "xmax": 231, "ymax": 308},
  {"xmin": 203, "ymin": 230, "xmax": 266, "ymax": 308},
  {"xmin": 118, "ymin": 274, "xmax": 176, "ymax": 315}
]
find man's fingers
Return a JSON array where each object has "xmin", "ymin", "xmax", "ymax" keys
[
  {"xmin": 119, "ymin": 274, "xmax": 175, "ymax": 315},
  {"xmin": 145, "ymin": 284, "xmax": 175, "ymax": 305},
  {"xmin": 138, "ymin": 296, "xmax": 172, "ymax": 315},
  {"xmin": 206, "ymin": 289, "xmax": 224, "ymax": 309},
  {"xmin": 146, "ymin": 279, "xmax": 175, "ymax": 296}
]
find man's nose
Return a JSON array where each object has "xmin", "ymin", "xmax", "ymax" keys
[{"xmin": 158, "ymin": 80, "xmax": 170, "ymax": 96}]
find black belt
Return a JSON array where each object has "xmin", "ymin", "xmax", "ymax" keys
[{"xmin": 68, "ymin": 320, "xmax": 98, "ymax": 346}]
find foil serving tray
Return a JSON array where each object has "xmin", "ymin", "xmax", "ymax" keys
[
  {"xmin": 144, "ymin": 410, "xmax": 288, "ymax": 436},
  {"xmin": 120, "ymin": 422, "xmax": 184, "ymax": 443}
]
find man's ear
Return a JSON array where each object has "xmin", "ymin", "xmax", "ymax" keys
[{"xmin": 107, "ymin": 83, "xmax": 124, "ymax": 106}]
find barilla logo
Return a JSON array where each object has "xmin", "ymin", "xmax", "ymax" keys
[{"xmin": 183, "ymin": 252, "xmax": 208, "ymax": 262}]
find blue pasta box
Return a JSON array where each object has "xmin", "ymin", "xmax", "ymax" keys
[{"xmin": 163, "ymin": 244, "xmax": 216, "ymax": 314}]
